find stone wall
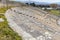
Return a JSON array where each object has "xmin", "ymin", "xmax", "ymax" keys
[{"xmin": 0, "ymin": 0, "xmax": 26, "ymax": 7}]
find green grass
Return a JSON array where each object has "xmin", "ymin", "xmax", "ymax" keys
[
  {"xmin": 0, "ymin": 6, "xmax": 14, "ymax": 13},
  {"xmin": 47, "ymin": 10, "xmax": 60, "ymax": 16},
  {"xmin": 0, "ymin": 14, "xmax": 22, "ymax": 40},
  {"xmin": 0, "ymin": 6, "xmax": 22, "ymax": 40}
]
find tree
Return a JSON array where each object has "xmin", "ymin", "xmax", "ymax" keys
[
  {"xmin": 26, "ymin": 3, "xmax": 29, "ymax": 5},
  {"xmin": 30, "ymin": 2, "xmax": 35, "ymax": 7}
]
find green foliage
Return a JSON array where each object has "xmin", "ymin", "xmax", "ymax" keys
[
  {"xmin": 0, "ymin": 6, "xmax": 14, "ymax": 13},
  {"xmin": 0, "ymin": 14, "xmax": 22, "ymax": 40},
  {"xmin": 46, "ymin": 10, "xmax": 60, "ymax": 16},
  {"xmin": 50, "ymin": 10, "xmax": 60, "ymax": 16}
]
